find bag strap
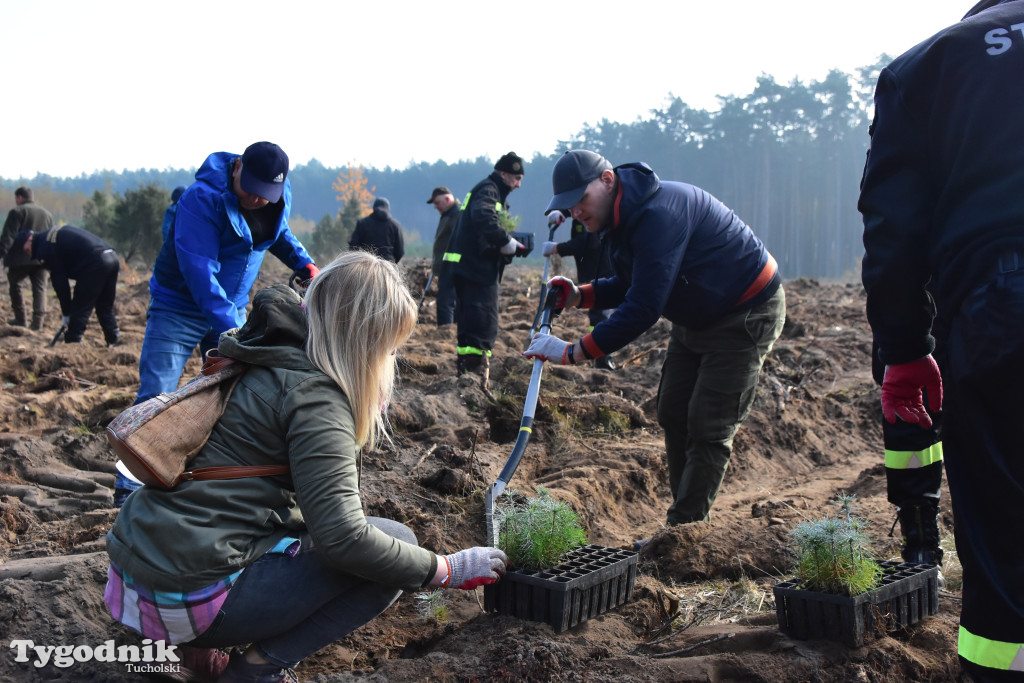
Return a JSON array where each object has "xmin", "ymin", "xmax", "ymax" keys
[
  {"xmin": 202, "ymin": 350, "xmax": 239, "ymax": 376},
  {"xmin": 180, "ymin": 465, "xmax": 290, "ymax": 483}
]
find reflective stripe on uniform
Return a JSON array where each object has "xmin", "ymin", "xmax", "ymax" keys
[
  {"xmin": 884, "ymin": 442, "xmax": 944, "ymax": 470},
  {"xmin": 457, "ymin": 346, "xmax": 492, "ymax": 357},
  {"xmin": 443, "ymin": 252, "xmax": 461, "ymax": 262},
  {"xmin": 959, "ymin": 626, "xmax": 1024, "ymax": 672}
]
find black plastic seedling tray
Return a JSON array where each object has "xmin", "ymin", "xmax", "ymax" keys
[
  {"xmin": 484, "ymin": 544, "xmax": 638, "ymax": 633},
  {"xmin": 773, "ymin": 560, "xmax": 939, "ymax": 647}
]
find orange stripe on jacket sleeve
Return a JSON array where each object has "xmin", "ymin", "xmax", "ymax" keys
[
  {"xmin": 578, "ymin": 283, "xmax": 595, "ymax": 309},
  {"xmin": 735, "ymin": 253, "xmax": 777, "ymax": 307},
  {"xmin": 580, "ymin": 333, "xmax": 605, "ymax": 359}
]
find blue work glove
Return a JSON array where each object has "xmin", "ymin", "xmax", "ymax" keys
[
  {"xmin": 441, "ymin": 547, "xmax": 508, "ymax": 589},
  {"xmin": 547, "ymin": 276, "xmax": 580, "ymax": 309},
  {"xmin": 524, "ymin": 332, "xmax": 573, "ymax": 364},
  {"xmin": 881, "ymin": 355, "xmax": 943, "ymax": 428}
]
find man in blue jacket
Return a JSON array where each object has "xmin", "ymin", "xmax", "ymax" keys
[
  {"xmin": 860, "ymin": 1, "xmax": 1024, "ymax": 678},
  {"xmin": 527, "ymin": 150, "xmax": 785, "ymax": 530},
  {"xmin": 119, "ymin": 141, "xmax": 318, "ymax": 506}
]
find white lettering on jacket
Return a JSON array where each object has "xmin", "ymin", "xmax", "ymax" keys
[{"xmin": 985, "ymin": 23, "xmax": 1024, "ymax": 55}]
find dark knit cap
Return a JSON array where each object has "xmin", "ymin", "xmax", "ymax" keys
[{"xmin": 494, "ymin": 151, "xmax": 525, "ymax": 175}]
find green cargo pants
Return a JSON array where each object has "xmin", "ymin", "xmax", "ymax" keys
[{"xmin": 657, "ymin": 285, "xmax": 785, "ymax": 525}]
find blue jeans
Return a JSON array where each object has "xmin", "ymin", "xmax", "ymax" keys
[
  {"xmin": 115, "ymin": 302, "xmax": 227, "ymax": 503},
  {"xmin": 186, "ymin": 518, "xmax": 417, "ymax": 668}
]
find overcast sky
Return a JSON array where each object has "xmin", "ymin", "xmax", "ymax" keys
[{"xmin": 2, "ymin": 0, "xmax": 972, "ymax": 179}]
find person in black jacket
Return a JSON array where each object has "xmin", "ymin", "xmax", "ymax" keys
[
  {"xmin": 859, "ymin": 2, "xmax": 1024, "ymax": 678},
  {"xmin": 443, "ymin": 152, "xmax": 527, "ymax": 386},
  {"xmin": 11, "ymin": 226, "xmax": 121, "ymax": 345},
  {"xmin": 542, "ymin": 214, "xmax": 616, "ymax": 370},
  {"xmin": 349, "ymin": 197, "xmax": 405, "ymax": 263}
]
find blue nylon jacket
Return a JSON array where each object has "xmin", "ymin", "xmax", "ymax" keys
[
  {"xmin": 860, "ymin": 0, "xmax": 1024, "ymax": 365},
  {"xmin": 150, "ymin": 152, "xmax": 313, "ymax": 332},
  {"xmin": 588, "ymin": 163, "xmax": 779, "ymax": 354}
]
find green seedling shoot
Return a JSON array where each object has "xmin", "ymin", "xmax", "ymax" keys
[{"xmin": 496, "ymin": 487, "xmax": 588, "ymax": 570}]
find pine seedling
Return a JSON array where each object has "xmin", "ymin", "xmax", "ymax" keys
[
  {"xmin": 496, "ymin": 487, "xmax": 588, "ymax": 570},
  {"xmin": 789, "ymin": 493, "xmax": 883, "ymax": 596},
  {"xmin": 415, "ymin": 589, "xmax": 451, "ymax": 624}
]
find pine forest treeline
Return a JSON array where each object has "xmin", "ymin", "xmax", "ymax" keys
[{"xmin": 1, "ymin": 58, "xmax": 889, "ymax": 279}]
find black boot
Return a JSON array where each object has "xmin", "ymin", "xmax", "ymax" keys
[
  {"xmin": 104, "ymin": 328, "xmax": 122, "ymax": 347},
  {"xmin": 594, "ymin": 354, "xmax": 616, "ymax": 371},
  {"xmin": 898, "ymin": 501, "xmax": 943, "ymax": 566},
  {"xmin": 29, "ymin": 314, "xmax": 45, "ymax": 332},
  {"xmin": 7, "ymin": 316, "xmax": 26, "ymax": 328},
  {"xmin": 457, "ymin": 354, "xmax": 484, "ymax": 376}
]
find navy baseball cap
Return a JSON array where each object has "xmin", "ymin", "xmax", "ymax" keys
[
  {"xmin": 240, "ymin": 141, "xmax": 289, "ymax": 203},
  {"xmin": 545, "ymin": 150, "xmax": 612, "ymax": 215}
]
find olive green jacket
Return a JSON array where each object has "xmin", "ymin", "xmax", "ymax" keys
[{"xmin": 106, "ymin": 284, "xmax": 435, "ymax": 591}]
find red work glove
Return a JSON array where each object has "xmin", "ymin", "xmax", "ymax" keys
[
  {"xmin": 290, "ymin": 263, "xmax": 320, "ymax": 289},
  {"xmin": 547, "ymin": 276, "xmax": 580, "ymax": 309},
  {"xmin": 881, "ymin": 355, "xmax": 943, "ymax": 428},
  {"xmin": 524, "ymin": 332, "xmax": 573, "ymax": 364}
]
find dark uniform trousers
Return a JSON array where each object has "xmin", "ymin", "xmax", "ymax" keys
[
  {"xmin": 943, "ymin": 257, "xmax": 1024, "ymax": 679},
  {"xmin": 66, "ymin": 250, "xmax": 120, "ymax": 343},
  {"xmin": 453, "ymin": 274, "xmax": 498, "ymax": 356}
]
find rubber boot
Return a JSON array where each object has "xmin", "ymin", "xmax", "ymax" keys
[
  {"xmin": 7, "ymin": 314, "xmax": 26, "ymax": 328},
  {"xmin": 29, "ymin": 313, "xmax": 45, "ymax": 332},
  {"xmin": 898, "ymin": 501, "xmax": 943, "ymax": 566}
]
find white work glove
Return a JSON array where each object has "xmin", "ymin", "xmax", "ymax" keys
[
  {"xmin": 436, "ymin": 547, "xmax": 508, "ymax": 589},
  {"xmin": 524, "ymin": 332, "xmax": 573, "ymax": 365},
  {"xmin": 548, "ymin": 212, "xmax": 566, "ymax": 228},
  {"xmin": 61, "ymin": 316, "xmax": 70, "ymax": 326},
  {"xmin": 542, "ymin": 241, "xmax": 558, "ymax": 257},
  {"xmin": 500, "ymin": 238, "xmax": 524, "ymax": 256}
]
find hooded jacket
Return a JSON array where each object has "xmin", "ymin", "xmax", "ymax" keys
[
  {"xmin": 446, "ymin": 172, "xmax": 516, "ymax": 285},
  {"xmin": 106, "ymin": 284, "xmax": 435, "ymax": 592},
  {"xmin": 349, "ymin": 203, "xmax": 406, "ymax": 263},
  {"xmin": 150, "ymin": 152, "xmax": 314, "ymax": 333},
  {"xmin": 581, "ymin": 163, "xmax": 779, "ymax": 356},
  {"xmin": 860, "ymin": 0, "xmax": 1024, "ymax": 365}
]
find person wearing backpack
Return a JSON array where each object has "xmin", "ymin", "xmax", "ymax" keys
[{"xmin": 104, "ymin": 251, "xmax": 507, "ymax": 683}]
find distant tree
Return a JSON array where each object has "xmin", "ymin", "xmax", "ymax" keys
[
  {"xmin": 82, "ymin": 190, "xmax": 116, "ymax": 241},
  {"xmin": 309, "ymin": 213, "xmax": 347, "ymax": 264},
  {"xmin": 110, "ymin": 184, "xmax": 168, "ymax": 266},
  {"xmin": 338, "ymin": 195, "xmax": 362, "ymax": 242},
  {"xmin": 332, "ymin": 164, "xmax": 376, "ymax": 216}
]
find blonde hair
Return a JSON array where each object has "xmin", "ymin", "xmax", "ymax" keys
[{"xmin": 304, "ymin": 251, "xmax": 417, "ymax": 450}]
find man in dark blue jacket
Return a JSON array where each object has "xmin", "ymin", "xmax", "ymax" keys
[
  {"xmin": 13, "ymin": 225, "xmax": 120, "ymax": 345},
  {"xmin": 528, "ymin": 150, "xmax": 785, "ymax": 529},
  {"xmin": 859, "ymin": 1, "xmax": 1024, "ymax": 678},
  {"xmin": 349, "ymin": 197, "xmax": 405, "ymax": 263}
]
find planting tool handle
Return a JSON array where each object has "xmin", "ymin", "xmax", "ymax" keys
[
  {"xmin": 528, "ymin": 224, "xmax": 561, "ymax": 338},
  {"xmin": 486, "ymin": 293, "xmax": 559, "ymax": 545},
  {"xmin": 417, "ymin": 273, "xmax": 434, "ymax": 312}
]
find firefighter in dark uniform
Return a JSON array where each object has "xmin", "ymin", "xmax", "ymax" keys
[
  {"xmin": 12, "ymin": 225, "xmax": 122, "ymax": 346},
  {"xmin": 443, "ymin": 152, "xmax": 527, "ymax": 387},
  {"xmin": 859, "ymin": 1, "xmax": 1024, "ymax": 678},
  {"xmin": 543, "ymin": 213, "xmax": 617, "ymax": 370}
]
